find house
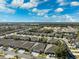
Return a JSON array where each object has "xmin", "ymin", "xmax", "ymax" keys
[
  {"xmin": 47, "ymin": 37, "xmax": 58, "ymax": 44},
  {"xmin": 0, "ymin": 56, "xmax": 7, "ymax": 59},
  {"xmin": 19, "ymin": 36, "xmax": 31, "ymax": 41},
  {"xmin": 31, "ymin": 42, "xmax": 46, "ymax": 53},
  {"xmin": 22, "ymin": 41, "xmax": 35, "ymax": 51},
  {"xmin": 12, "ymin": 40, "xmax": 25, "ymax": 48},
  {"xmin": 44, "ymin": 44, "xmax": 56, "ymax": 54},
  {"xmin": 17, "ymin": 53, "xmax": 35, "ymax": 59},
  {"xmin": 30, "ymin": 36, "xmax": 39, "ymax": 42}
]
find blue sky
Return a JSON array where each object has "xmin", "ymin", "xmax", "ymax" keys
[{"xmin": 0, "ymin": 0, "xmax": 79, "ymax": 22}]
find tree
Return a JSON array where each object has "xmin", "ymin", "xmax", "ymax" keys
[
  {"xmin": 54, "ymin": 40, "xmax": 68, "ymax": 59},
  {"xmin": 39, "ymin": 37, "xmax": 48, "ymax": 43},
  {"xmin": 77, "ymin": 31, "xmax": 79, "ymax": 42}
]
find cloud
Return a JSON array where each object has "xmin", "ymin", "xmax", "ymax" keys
[
  {"xmin": 0, "ymin": 0, "xmax": 6, "ymax": 4},
  {"xmin": 11, "ymin": 0, "xmax": 24, "ymax": 7},
  {"xmin": 71, "ymin": 1, "xmax": 79, "ymax": 6},
  {"xmin": 21, "ymin": 0, "xmax": 39, "ymax": 9},
  {"xmin": 57, "ymin": 0, "xmax": 68, "ymax": 6},
  {"xmin": 44, "ymin": 15, "xmax": 49, "ymax": 18},
  {"xmin": 55, "ymin": 8, "xmax": 64, "ymax": 12},
  {"xmin": 59, "ymin": 2, "xmax": 68, "ymax": 6},
  {"xmin": 37, "ymin": 14, "xmax": 76, "ymax": 22},
  {"xmin": 62, "ymin": 15, "xmax": 75, "ymax": 22},
  {"xmin": 0, "ymin": 4, "xmax": 15, "ymax": 14},
  {"xmin": 21, "ymin": 2, "xmax": 38, "ymax": 9},
  {"xmin": 32, "ymin": 8, "xmax": 50, "ymax": 16},
  {"xmin": 0, "ymin": 19, "xmax": 7, "ymax": 22},
  {"xmin": 57, "ymin": 0, "xmax": 64, "ymax": 3},
  {"xmin": 51, "ymin": 15, "xmax": 75, "ymax": 22},
  {"xmin": 44, "ymin": 0, "xmax": 48, "ymax": 2},
  {"xmin": 30, "ymin": 0, "xmax": 39, "ymax": 3}
]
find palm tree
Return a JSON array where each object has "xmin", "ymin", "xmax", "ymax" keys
[{"xmin": 54, "ymin": 40, "xmax": 68, "ymax": 59}]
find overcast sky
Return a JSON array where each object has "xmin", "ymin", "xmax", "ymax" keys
[{"xmin": 0, "ymin": 0, "xmax": 79, "ymax": 22}]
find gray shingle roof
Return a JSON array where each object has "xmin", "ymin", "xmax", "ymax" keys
[
  {"xmin": 47, "ymin": 38, "xmax": 58, "ymax": 44},
  {"xmin": 0, "ymin": 57, "xmax": 7, "ymax": 59},
  {"xmin": 31, "ymin": 42, "xmax": 46, "ymax": 53},
  {"xmin": 30, "ymin": 37, "xmax": 39, "ymax": 42},
  {"xmin": 44, "ymin": 44, "xmax": 56, "ymax": 54},
  {"xmin": 22, "ymin": 41, "xmax": 35, "ymax": 50}
]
